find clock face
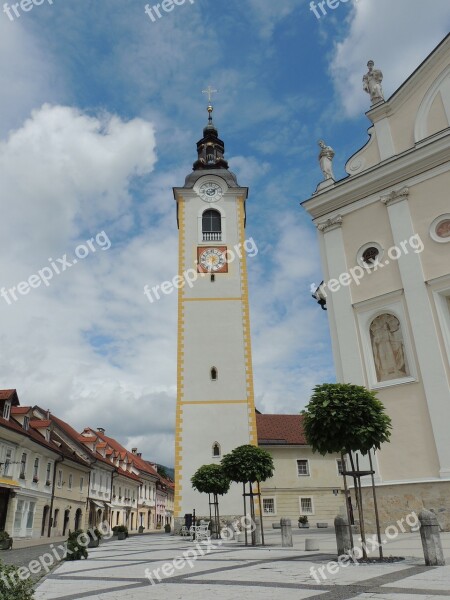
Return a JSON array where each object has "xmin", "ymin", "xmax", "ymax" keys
[
  {"xmin": 199, "ymin": 181, "xmax": 223, "ymax": 202},
  {"xmin": 197, "ymin": 246, "xmax": 228, "ymax": 273}
]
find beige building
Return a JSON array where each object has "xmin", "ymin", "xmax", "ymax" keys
[
  {"xmin": 257, "ymin": 414, "xmax": 344, "ymax": 527},
  {"xmin": 303, "ymin": 35, "xmax": 450, "ymax": 529}
]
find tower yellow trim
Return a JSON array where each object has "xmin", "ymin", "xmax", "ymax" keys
[
  {"xmin": 236, "ymin": 198, "xmax": 258, "ymax": 447},
  {"xmin": 174, "ymin": 196, "xmax": 186, "ymax": 517}
]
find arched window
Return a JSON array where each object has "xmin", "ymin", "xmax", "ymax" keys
[
  {"xmin": 210, "ymin": 367, "xmax": 218, "ymax": 381},
  {"xmin": 212, "ymin": 442, "xmax": 221, "ymax": 458},
  {"xmin": 369, "ymin": 313, "xmax": 409, "ymax": 382},
  {"xmin": 202, "ymin": 209, "xmax": 221, "ymax": 242}
]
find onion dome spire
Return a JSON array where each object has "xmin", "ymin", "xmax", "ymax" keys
[{"xmin": 193, "ymin": 86, "xmax": 229, "ymax": 171}]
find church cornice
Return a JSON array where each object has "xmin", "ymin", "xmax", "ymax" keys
[{"xmin": 302, "ymin": 129, "xmax": 450, "ymax": 219}]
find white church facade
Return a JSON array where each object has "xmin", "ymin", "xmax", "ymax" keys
[{"xmin": 303, "ymin": 35, "xmax": 450, "ymax": 529}]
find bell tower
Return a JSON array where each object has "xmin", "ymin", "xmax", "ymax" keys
[{"xmin": 173, "ymin": 94, "xmax": 258, "ymax": 525}]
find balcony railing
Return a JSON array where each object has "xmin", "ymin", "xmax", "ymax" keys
[{"xmin": 202, "ymin": 232, "xmax": 222, "ymax": 242}]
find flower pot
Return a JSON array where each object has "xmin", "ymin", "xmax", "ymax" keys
[
  {"xmin": 138, "ymin": 526, "xmax": 144, "ymax": 534},
  {"xmin": 118, "ymin": 532, "xmax": 126, "ymax": 540},
  {"xmin": 0, "ymin": 539, "xmax": 12, "ymax": 550},
  {"xmin": 299, "ymin": 523, "xmax": 310, "ymax": 528},
  {"xmin": 88, "ymin": 538, "xmax": 100, "ymax": 548}
]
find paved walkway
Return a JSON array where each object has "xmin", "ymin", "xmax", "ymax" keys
[{"xmin": 33, "ymin": 529, "xmax": 450, "ymax": 600}]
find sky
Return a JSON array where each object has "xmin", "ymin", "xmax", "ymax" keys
[{"xmin": 0, "ymin": 0, "xmax": 449, "ymax": 466}]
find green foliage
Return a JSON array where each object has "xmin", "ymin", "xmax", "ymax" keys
[
  {"xmin": 0, "ymin": 531, "xmax": 11, "ymax": 543},
  {"xmin": 164, "ymin": 523, "xmax": 171, "ymax": 533},
  {"xmin": 65, "ymin": 530, "xmax": 88, "ymax": 561},
  {"xmin": 0, "ymin": 559, "xmax": 34, "ymax": 600},
  {"xmin": 88, "ymin": 528, "xmax": 103, "ymax": 540},
  {"xmin": 112, "ymin": 525, "xmax": 128, "ymax": 537},
  {"xmin": 191, "ymin": 464, "xmax": 231, "ymax": 496},
  {"xmin": 221, "ymin": 445, "xmax": 274, "ymax": 484},
  {"xmin": 298, "ymin": 515, "xmax": 308, "ymax": 524},
  {"xmin": 302, "ymin": 383, "xmax": 392, "ymax": 456}
]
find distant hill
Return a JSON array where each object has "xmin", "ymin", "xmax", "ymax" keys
[{"xmin": 157, "ymin": 464, "xmax": 174, "ymax": 481}]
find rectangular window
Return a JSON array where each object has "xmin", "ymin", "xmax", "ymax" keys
[
  {"xmin": 68, "ymin": 474, "xmax": 73, "ymax": 490},
  {"xmin": 2, "ymin": 401, "xmax": 11, "ymax": 420},
  {"xmin": 262, "ymin": 498, "xmax": 275, "ymax": 514},
  {"xmin": 336, "ymin": 458, "xmax": 348, "ymax": 475},
  {"xmin": 26, "ymin": 502, "xmax": 36, "ymax": 529},
  {"xmin": 297, "ymin": 459, "xmax": 310, "ymax": 476},
  {"xmin": 46, "ymin": 462, "xmax": 52, "ymax": 484},
  {"xmin": 300, "ymin": 497, "xmax": 314, "ymax": 515},
  {"xmin": 33, "ymin": 458, "xmax": 40, "ymax": 480},
  {"xmin": 80, "ymin": 477, "xmax": 84, "ymax": 492},
  {"xmin": 14, "ymin": 500, "xmax": 24, "ymax": 530},
  {"xmin": 54, "ymin": 508, "xmax": 59, "ymax": 528},
  {"xmin": 20, "ymin": 453, "xmax": 27, "ymax": 479},
  {"xmin": 3, "ymin": 448, "xmax": 13, "ymax": 476},
  {"xmin": 57, "ymin": 469, "xmax": 63, "ymax": 488},
  {"xmin": 91, "ymin": 473, "xmax": 96, "ymax": 489}
]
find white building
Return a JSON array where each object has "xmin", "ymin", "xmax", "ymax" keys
[
  {"xmin": 172, "ymin": 102, "xmax": 258, "ymax": 525},
  {"xmin": 303, "ymin": 35, "xmax": 450, "ymax": 529}
]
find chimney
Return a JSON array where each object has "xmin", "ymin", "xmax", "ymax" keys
[
  {"xmin": 137, "ymin": 452, "xmax": 142, "ymax": 458},
  {"xmin": 132, "ymin": 448, "xmax": 138, "ymax": 454},
  {"xmin": 97, "ymin": 427, "xmax": 105, "ymax": 434}
]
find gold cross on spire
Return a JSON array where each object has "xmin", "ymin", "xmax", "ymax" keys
[{"xmin": 202, "ymin": 86, "xmax": 218, "ymax": 104}]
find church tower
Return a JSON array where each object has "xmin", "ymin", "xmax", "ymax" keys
[{"xmin": 173, "ymin": 95, "xmax": 258, "ymax": 524}]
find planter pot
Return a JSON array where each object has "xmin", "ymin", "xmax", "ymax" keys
[
  {"xmin": 298, "ymin": 524, "xmax": 310, "ymax": 528},
  {"xmin": 138, "ymin": 526, "xmax": 144, "ymax": 534},
  {"xmin": 88, "ymin": 538, "xmax": 100, "ymax": 548},
  {"xmin": 0, "ymin": 539, "xmax": 12, "ymax": 550},
  {"xmin": 316, "ymin": 522, "xmax": 328, "ymax": 528},
  {"xmin": 118, "ymin": 532, "xmax": 126, "ymax": 540}
]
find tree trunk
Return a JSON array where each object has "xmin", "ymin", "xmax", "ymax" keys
[{"xmin": 349, "ymin": 451, "xmax": 367, "ymax": 559}]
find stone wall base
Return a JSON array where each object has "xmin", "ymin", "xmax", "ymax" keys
[{"xmin": 359, "ymin": 480, "xmax": 450, "ymax": 532}]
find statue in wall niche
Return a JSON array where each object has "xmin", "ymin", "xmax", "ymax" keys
[
  {"xmin": 318, "ymin": 140, "xmax": 335, "ymax": 181},
  {"xmin": 363, "ymin": 60, "xmax": 385, "ymax": 105},
  {"xmin": 370, "ymin": 314, "xmax": 409, "ymax": 382}
]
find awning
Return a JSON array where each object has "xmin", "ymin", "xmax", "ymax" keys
[
  {"xmin": 91, "ymin": 500, "xmax": 105, "ymax": 508},
  {"xmin": 0, "ymin": 478, "xmax": 20, "ymax": 489}
]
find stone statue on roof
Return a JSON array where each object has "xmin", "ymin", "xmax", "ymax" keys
[{"xmin": 363, "ymin": 60, "xmax": 384, "ymax": 105}]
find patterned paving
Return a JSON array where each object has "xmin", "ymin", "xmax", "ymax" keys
[{"xmin": 34, "ymin": 534, "xmax": 450, "ymax": 600}]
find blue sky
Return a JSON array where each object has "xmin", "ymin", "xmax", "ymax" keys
[{"xmin": 0, "ymin": 0, "xmax": 449, "ymax": 465}]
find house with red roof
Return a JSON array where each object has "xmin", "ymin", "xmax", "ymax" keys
[{"xmin": 257, "ymin": 413, "xmax": 345, "ymax": 527}]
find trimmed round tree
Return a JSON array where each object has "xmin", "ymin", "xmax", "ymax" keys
[
  {"xmin": 191, "ymin": 464, "xmax": 230, "ymax": 538},
  {"xmin": 302, "ymin": 383, "xmax": 392, "ymax": 558},
  {"xmin": 221, "ymin": 445, "xmax": 274, "ymax": 546}
]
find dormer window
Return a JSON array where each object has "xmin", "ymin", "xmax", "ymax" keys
[
  {"xmin": 2, "ymin": 401, "xmax": 11, "ymax": 420},
  {"xmin": 23, "ymin": 416, "xmax": 29, "ymax": 431}
]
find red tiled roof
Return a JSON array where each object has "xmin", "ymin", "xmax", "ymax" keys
[
  {"xmin": 0, "ymin": 389, "xmax": 19, "ymax": 405},
  {"xmin": 40, "ymin": 411, "xmax": 114, "ymax": 469},
  {"xmin": 256, "ymin": 414, "xmax": 307, "ymax": 446},
  {"xmin": 30, "ymin": 419, "xmax": 51, "ymax": 428},
  {"xmin": 11, "ymin": 407, "xmax": 31, "ymax": 415}
]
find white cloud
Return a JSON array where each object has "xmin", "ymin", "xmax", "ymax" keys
[{"xmin": 331, "ymin": 0, "xmax": 450, "ymax": 117}]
